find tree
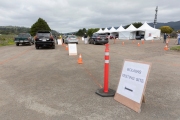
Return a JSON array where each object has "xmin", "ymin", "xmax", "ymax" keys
[
  {"xmin": 76, "ymin": 28, "xmax": 87, "ymax": 36},
  {"xmin": 124, "ymin": 22, "xmax": 143, "ymax": 29},
  {"xmin": 159, "ymin": 26, "xmax": 173, "ymax": 33},
  {"xmin": 87, "ymin": 28, "xmax": 99, "ymax": 37},
  {"xmin": 30, "ymin": 18, "xmax": 51, "ymax": 36}
]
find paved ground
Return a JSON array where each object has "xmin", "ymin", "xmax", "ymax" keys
[{"xmin": 0, "ymin": 38, "xmax": 180, "ymax": 120}]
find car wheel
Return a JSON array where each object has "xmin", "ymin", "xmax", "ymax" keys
[
  {"xmin": 16, "ymin": 43, "xmax": 19, "ymax": 46},
  {"xmin": 29, "ymin": 42, "xmax": 31, "ymax": 46},
  {"xmin": 93, "ymin": 41, "xmax": 96, "ymax": 45},
  {"xmin": 36, "ymin": 46, "xmax": 39, "ymax": 49},
  {"xmin": 76, "ymin": 42, "xmax": 78, "ymax": 44}
]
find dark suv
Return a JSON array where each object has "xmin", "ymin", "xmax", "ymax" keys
[
  {"xmin": 34, "ymin": 31, "xmax": 55, "ymax": 49},
  {"xmin": 88, "ymin": 33, "xmax": 109, "ymax": 45}
]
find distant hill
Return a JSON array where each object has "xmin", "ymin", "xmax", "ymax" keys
[
  {"xmin": 0, "ymin": 26, "xmax": 60, "ymax": 35},
  {"xmin": 148, "ymin": 21, "xmax": 180, "ymax": 30}
]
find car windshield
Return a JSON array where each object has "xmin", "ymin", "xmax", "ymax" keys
[
  {"xmin": 37, "ymin": 33, "xmax": 50, "ymax": 38},
  {"xmin": 18, "ymin": 33, "xmax": 30, "ymax": 37}
]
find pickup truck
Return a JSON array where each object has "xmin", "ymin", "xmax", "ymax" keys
[{"xmin": 14, "ymin": 33, "xmax": 34, "ymax": 46}]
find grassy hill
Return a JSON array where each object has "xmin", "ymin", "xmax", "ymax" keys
[{"xmin": 148, "ymin": 21, "xmax": 180, "ymax": 30}]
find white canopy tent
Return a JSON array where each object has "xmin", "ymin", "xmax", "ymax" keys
[
  {"xmin": 96, "ymin": 28, "xmax": 103, "ymax": 33},
  {"xmin": 116, "ymin": 25, "xmax": 125, "ymax": 32},
  {"xmin": 109, "ymin": 26, "xmax": 117, "ymax": 33},
  {"xmin": 108, "ymin": 26, "xmax": 118, "ymax": 38},
  {"xmin": 137, "ymin": 22, "xmax": 161, "ymax": 40},
  {"xmin": 102, "ymin": 27, "xmax": 109, "ymax": 33},
  {"xmin": 119, "ymin": 24, "xmax": 137, "ymax": 40}
]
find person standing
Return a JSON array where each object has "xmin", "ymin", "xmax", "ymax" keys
[
  {"xmin": 84, "ymin": 33, "xmax": 88, "ymax": 44},
  {"xmin": 177, "ymin": 31, "xmax": 180, "ymax": 45},
  {"xmin": 163, "ymin": 33, "xmax": 168, "ymax": 43}
]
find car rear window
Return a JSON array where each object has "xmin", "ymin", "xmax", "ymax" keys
[
  {"xmin": 69, "ymin": 36, "xmax": 76, "ymax": 39},
  {"xmin": 37, "ymin": 33, "xmax": 51, "ymax": 37},
  {"xmin": 18, "ymin": 33, "xmax": 30, "ymax": 37}
]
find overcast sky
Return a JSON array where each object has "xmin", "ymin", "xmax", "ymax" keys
[{"xmin": 0, "ymin": 0, "xmax": 179, "ymax": 33}]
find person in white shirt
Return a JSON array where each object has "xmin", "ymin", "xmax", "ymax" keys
[{"xmin": 177, "ymin": 31, "xmax": 180, "ymax": 45}]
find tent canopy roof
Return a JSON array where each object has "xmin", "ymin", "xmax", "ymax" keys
[
  {"xmin": 126, "ymin": 24, "xmax": 137, "ymax": 31},
  {"xmin": 109, "ymin": 26, "xmax": 117, "ymax": 33},
  {"xmin": 137, "ymin": 22, "xmax": 155, "ymax": 30}
]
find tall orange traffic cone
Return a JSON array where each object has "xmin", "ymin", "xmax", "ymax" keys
[
  {"xmin": 65, "ymin": 45, "xmax": 68, "ymax": 50},
  {"xmin": 78, "ymin": 54, "xmax": 83, "ymax": 64},
  {"xmin": 122, "ymin": 42, "xmax": 124, "ymax": 45},
  {"xmin": 137, "ymin": 42, "xmax": 140, "ymax": 46},
  {"xmin": 164, "ymin": 45, "xmax": 168, "ymax": 51}
]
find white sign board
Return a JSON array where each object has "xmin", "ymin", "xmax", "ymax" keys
[
  {"xmin": 68, "ymin": 44, "xmax": 77, "ymax": 55},
  {"xmin": 114, "ymin": 59, "xmax": 151, "ymax": 113},
  {"xmin": 117, "ymin": 60, "xmax": 150, "ymax": 103},
  {"xmin": 57, "ymin": 39, "xmax": 62, "ymax": 45}
]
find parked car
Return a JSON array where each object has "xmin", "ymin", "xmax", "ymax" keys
[
  {"xmin": 14, "ymin": 33, "xmax": 34, "ymax": 46},
  {"xmin": 34, "ymin": 31, "xmax": 55, "ymax": 49},
  {"xmin": 136, "ymin": 35, "xmax": 144, "ymax": 40},
  {"xmin": 88, "ymin": 33, "xmax": 108, "ymax": 45},
  {"xmin": 64, "ymin": 35, "xmax": 78, "ymax": 44}
]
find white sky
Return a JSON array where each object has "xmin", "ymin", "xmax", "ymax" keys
[{"xmin": 0, "ymin": 0, "xmax": 179, "ymax": 33}]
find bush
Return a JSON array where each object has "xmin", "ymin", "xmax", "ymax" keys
[{"xmin": 0, "ymin": 34, "xmax": 15, "ymax": 46}]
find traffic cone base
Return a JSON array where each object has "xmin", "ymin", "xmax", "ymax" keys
[{"xmin": 164, "ymin": 45, "xmax": 168, "ymax": 51}]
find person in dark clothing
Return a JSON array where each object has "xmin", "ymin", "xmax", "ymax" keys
[{"xmin": 163, "ymin": 33, "xmax": 168, "ymax": 43}]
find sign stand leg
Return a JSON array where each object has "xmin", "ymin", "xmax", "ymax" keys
[{"xmin": 142, "ymin": 95, "xmax": 145, "ymax": 103}]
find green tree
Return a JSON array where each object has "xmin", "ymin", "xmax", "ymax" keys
[
  {"xmin": 87, "ymin": 28, "xmax": 99, "ymax": 37},
  {"xmin": 124, "ymin": 22, "xmax": 143, "ymax": 29},
  {"xmin": 159, "ymin": 26, "xmax": 173, "ymax": 33},
  {"xmin": 76, "ymin": 28, "xmax": 87, "ymax": 36},
  {"xmin": 30, "ymin": 18, "xmax": 51, "ymax": 36}
]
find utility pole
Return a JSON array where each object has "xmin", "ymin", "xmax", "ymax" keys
[{"xmin": 154, "ymin": 6, "xmax": 158, "ymax": 28}]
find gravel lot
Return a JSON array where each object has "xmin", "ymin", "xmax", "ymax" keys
[{"xmin": 0, "ymin": 38, "xmax": 180, "ymax": 120}]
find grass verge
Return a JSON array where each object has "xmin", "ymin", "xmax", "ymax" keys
[{"xmin": 170, "ymin": 46, "xmax": 180, "ymax": 51}]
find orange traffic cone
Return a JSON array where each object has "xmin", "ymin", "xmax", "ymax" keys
[
  {"xmin": 122, "ymin": 42, "xmax": 124, "ymax": 45},
  {"xmin": 78, "ymin": 54, "xmax": 83, "ymax": 64},
  {"xmin": 65, "ymin": 45, "xmax": 68, "ymax": 50},
  {"xmin": 137, "ymin": 42, "xmax": 140, "ymax": 46},
  {"xmin": 164, "ymin": 45, "xmax": 168, "ymax": 51},
  {"xmin": 152, "ymin": 39, "xmax": 154, "ymax": 43},
  {"xmin": 141, "ymin": 39, "xmax": 144, "ymax": 44}
]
